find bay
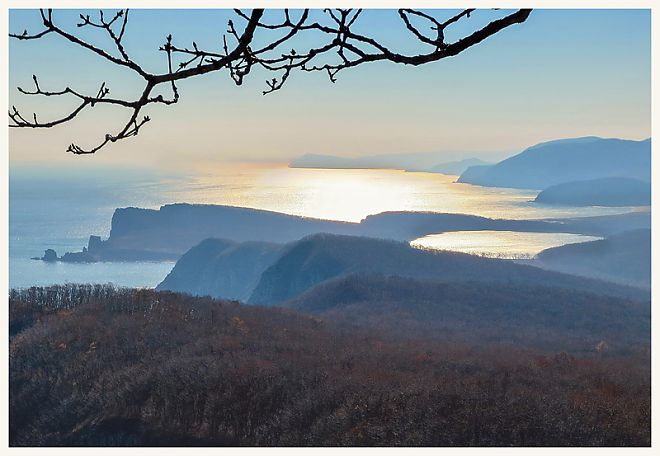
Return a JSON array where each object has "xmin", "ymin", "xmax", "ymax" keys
[{"xmin": 9, "ymin": 163, "xmax": 646, "ymax": 289}]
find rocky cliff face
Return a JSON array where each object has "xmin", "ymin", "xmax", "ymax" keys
[{"xmin": 46, "ymin": 203, "xmax": 650, "ymax": 264}]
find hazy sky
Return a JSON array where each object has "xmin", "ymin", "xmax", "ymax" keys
[{"xmin": 8, "ymin": 9, "xmax": 651, "ymax": 169}]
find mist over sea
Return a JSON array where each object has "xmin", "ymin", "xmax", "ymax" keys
[{"xmin": 9, "ymin": 163, "xmax": 643, "ymax": 289}]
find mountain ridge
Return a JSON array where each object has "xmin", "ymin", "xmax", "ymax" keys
[
  {"xmin": 248, "ymin": 233, "xmax": 647, "ymax": 305},
  {"xmin": 458, "ymin": 137, "xmax": 651, "ymax": 190}
]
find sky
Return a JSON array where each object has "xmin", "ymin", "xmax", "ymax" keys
[{"xmin": 8, "ymin": 8, "xmax": 652, "ymax": 169}]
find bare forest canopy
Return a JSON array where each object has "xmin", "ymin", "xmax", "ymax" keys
[{"xmin": 9, "ymin": 284, "xmax": 650, "ymax": 446}]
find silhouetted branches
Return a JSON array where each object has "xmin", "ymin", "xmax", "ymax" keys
[{"xmin": 9, "ymin": 8, "xmax": 531, "ymax": 154}]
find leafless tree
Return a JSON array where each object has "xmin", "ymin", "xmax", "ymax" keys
[{"xmin": 9, "ymin": 8, "xmax": 532, "ymax": 155}]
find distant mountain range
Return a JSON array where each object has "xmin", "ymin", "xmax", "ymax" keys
[
  {"xmin": 289, "ymin": 152, "xmax": 493, "ymax": 173},
  {"xmin": 457, "ymin": 137, "xmax": 651, "ymax": 190},
  {"xmin": 290, "ymin": 137, "xmax": 651, "ymax": 208},
  {"xmin": 428, "ymin": 158, "xmax": 491, "ymax": 175}
]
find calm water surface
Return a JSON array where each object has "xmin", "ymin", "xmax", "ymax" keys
[
  {"xmin": 9, "ymin": 163, "xmax": 646, "ymax": 288},
  {"xmin": 411, "ymin": 231, "xmax": 602, "ymax": 259},
  {"xmin": 163, "ymin": 165, "xmax": 640, "ymax": 222}
]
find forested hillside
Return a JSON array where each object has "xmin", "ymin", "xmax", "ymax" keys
[
  {"xmin": 156, "ymin": 238, "xmax": 282, "ymax": 300},
  {"xmin": 533, "ymin": 229, "xmax": 651, "ymax": 288},
  {"xmin": 248, "ymin": 234, "xmax": 646, "ymax": 305},
  {"xmin": 9, "ymin": 285, "xmax": 650, "ymax": 446},
  {"xmin": 286, "ymin": 274, "xmax": 650, "ymax": 355}
]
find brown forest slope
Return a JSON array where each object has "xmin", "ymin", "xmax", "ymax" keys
[{"xmin": 9, "ymin": 285, "xmax": 650, "ymax": 447}]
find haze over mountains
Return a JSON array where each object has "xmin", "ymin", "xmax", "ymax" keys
[
  {"xmin": 157, "ymin": 233, "xmax": 648, "ymax": 305},
  {"xmin": 457, "ymin": 137, "xmax": 651, "ymax": 190},
  {"xmin": 291, "ymin": 137, "xmax": 650, "ymax": 185},
  {"xmin": 28, "ymin": 134, "xmax": 653, "ymax": 318},
  {"xmin": 289, "ymin": 152, "xmax": 495, "ymax": 174},
  {"xmin": 429, "ymin": 158, "xmax": 491, "ymax": 175},
  {"xmin": 291, "ymin": 136, "xmax": 651, "ymax": 208},
  {"xmin": 11, "ymin": 136, "xmax": 653, "ymax": 447},
  {"xmin": 33, "ymin": 134, "xmax": 651, "ymax": 269},
  {"xmin": 153, "ymin": 136, "xmax": 655, "ymax": 305},
  {"xmin": 48, "ymin": 203, "xmax": 650, "ymax": 264},
  {"xmin": 156, "ymin": 238, "xmax": 281, "ymax": 301}
]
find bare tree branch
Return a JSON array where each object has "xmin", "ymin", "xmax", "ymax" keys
[{"xmin": 9, "ymin": 8, "xmax": 532, "ymax": 155}]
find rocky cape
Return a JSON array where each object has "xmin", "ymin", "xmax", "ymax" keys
[{"xmin": 38, "ymin": 203, "xmax": 650, "ymax": 263}]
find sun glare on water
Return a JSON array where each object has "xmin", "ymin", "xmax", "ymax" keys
[
  {"xmin": 411, "ymin": 231, "xmax": 603, "ymax": 259},
  {"xmin": 168, "ymin": 165, "xmax": 640, "ymax": 223}
]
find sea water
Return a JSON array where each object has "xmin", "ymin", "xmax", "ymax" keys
[{"xmin": 8, "ymin": 163, "xmax": 645, "ymax": 289}]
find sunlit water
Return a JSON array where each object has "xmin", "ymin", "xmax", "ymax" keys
[
  {"xmin": 9, "ymin": 163, "xmax": 647, "ymax": 288},
  {"xmin": 411, "ymin": 231, "xmax": 603, "ymax": 259},
  {"xmin": 158, "ymin": 165, "xmax": 641, "ymax": 222}
]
